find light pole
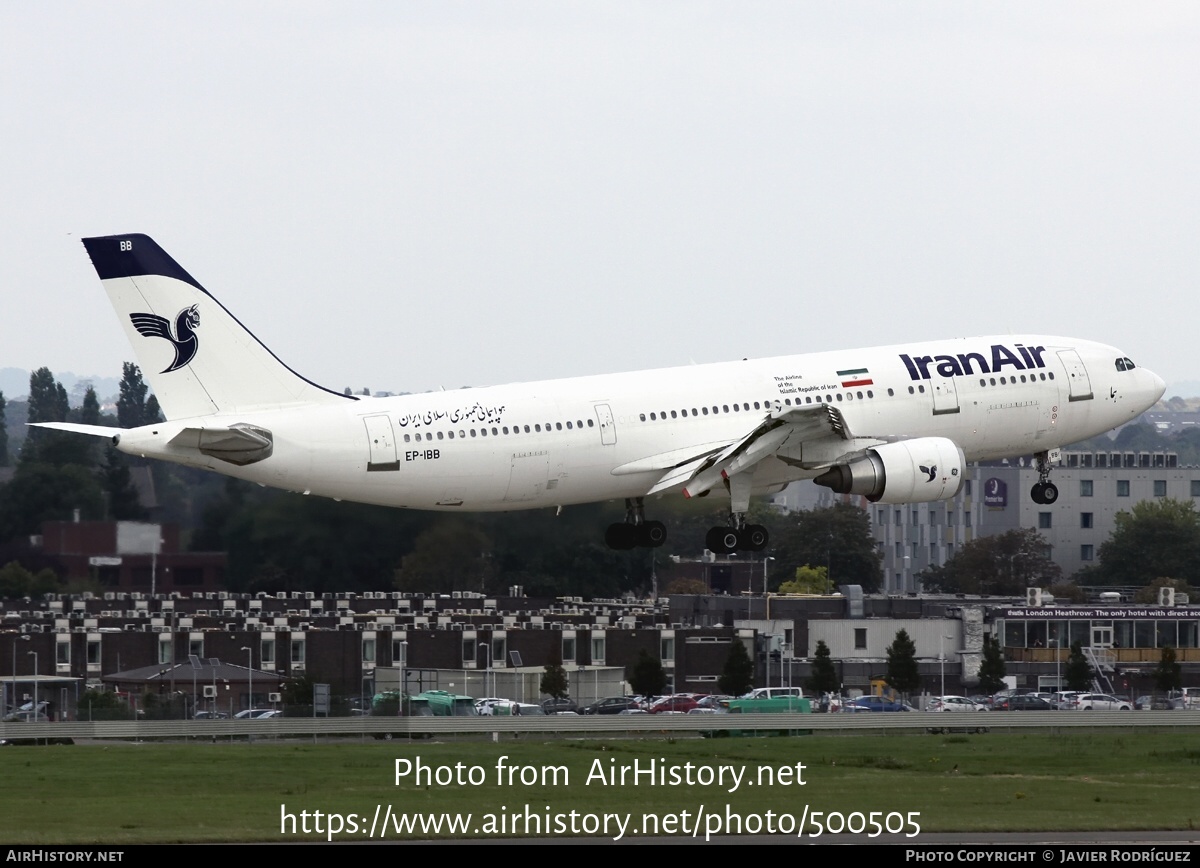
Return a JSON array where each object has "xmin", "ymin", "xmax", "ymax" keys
[
  {"xmin": 27, "ymin": 650, "xmax": 38, "ymax": 723},
  {"xmin": 762, "ymin": 556, "xmax": 775, "ymax": 620},
  {"xmin": 479, "ymin": 642, "xmax": 492, "ymax": 698},
  {"xmin": 241, "ymin": 646, "xmax": 252, "ymax": 713},
  {"xmin": 1050, "ymin": 638, "xmax": 1061, "ymax": 692},
  {"xmin": 939, "ymin": 634, "xmax": 953, "ymax": 701},
  {"xmin": 398, "ymin": 640, "xmax": 408, "ymax": 708},
  {"xmin": 10, "ymin": 635, "xmax": 29, "ymax": 715}
]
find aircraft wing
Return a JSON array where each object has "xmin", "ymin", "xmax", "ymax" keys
[{"xmin": 644, "ymin": 403, "xmax": 855, "ymax": 497}]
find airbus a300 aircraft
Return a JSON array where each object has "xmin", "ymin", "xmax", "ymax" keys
[{"xmin": 39, "ymin": 234, "xmax": 1166, "ymax": 554}]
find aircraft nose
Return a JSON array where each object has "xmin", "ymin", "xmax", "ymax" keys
[{"xmin": 1148, "ymin": 369, "xmax": 1166, "ymax": 402}]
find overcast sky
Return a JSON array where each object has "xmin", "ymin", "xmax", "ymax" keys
[{"xmin": 4, "ymin": 3, "xmax": 1198, "ymax": 396}]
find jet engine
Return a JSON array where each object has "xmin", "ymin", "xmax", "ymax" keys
[{"xmin": 814, "ymin": 437, "xmax": 966, "ymax": 503}]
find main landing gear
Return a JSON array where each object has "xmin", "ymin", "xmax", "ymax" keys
[
  {"xmin": 604, "ymin": 497, "xmax": 666, "ymax": 550},
  {"xmin": 1030, "ymin": 450, "xmax": 1059, "ymax": 505},
  {"xmin": 705, "ymin": 516, "xmax": 769, "ymax": 555}
]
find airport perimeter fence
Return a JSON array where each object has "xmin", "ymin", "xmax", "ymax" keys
[{"xmin": 3, "ymin": 710, "xmax": 1199, "ymax": 743}]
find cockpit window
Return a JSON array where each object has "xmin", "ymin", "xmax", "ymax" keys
[{"xmin": 1115, "ymin": 357, "xmax": 1136, "ymax": 372}]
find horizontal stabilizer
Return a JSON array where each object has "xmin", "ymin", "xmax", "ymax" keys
[{"xmin": 28, "ymin": 422, "xmax": 119, "ymax": 440}]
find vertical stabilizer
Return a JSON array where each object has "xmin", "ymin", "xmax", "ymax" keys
[{"xmin": 82, "ymin": 234, "xmax": 355, "ymax": 419}]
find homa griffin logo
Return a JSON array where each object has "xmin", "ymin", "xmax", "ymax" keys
[
  {"xmin": 129, "ymin": 305, "xmax": 201, "ymax": 373},
  {"xmin": 898, "ymin": 343, "xmax": 1049, "ymax": 381}
]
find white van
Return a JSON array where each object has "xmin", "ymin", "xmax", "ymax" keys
[{"xmin": 741, "ymin": 687, "xmax": 805, "ymax": 701}]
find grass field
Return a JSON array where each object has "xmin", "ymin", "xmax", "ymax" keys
[{"xmin": 2, "ymin": 732, "xmax": 1199, "ymax": 842}]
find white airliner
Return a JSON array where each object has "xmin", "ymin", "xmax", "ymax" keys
[{"xmin": 39, "ymin": 234, "xmax": 1166, "ymax": 553}]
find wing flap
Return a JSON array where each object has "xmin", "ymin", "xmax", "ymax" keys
[{"xmin": 657, "ymin": 402, "xmax": 855, "ymax": 497}]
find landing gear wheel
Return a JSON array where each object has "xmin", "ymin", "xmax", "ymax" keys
[
  {"xmin": 1030, "ymin": 482, "xmax": 1046, "ymax": 504},
  {"xmin": 741, "ymin": 524, "xmax": 769, "ymax": 551},
  {"xmin": 639, "ymin": 520, "xmax": 667, "ymax": 548},
  {"xmin": 605, "ymin": 523, "xmax": 638, "ymax": 550},
  {"xmin": 706, "ymin": 526, "xmax": 740, "ymax": 554},
  {"xmin": 1040, "ymin": 482, "xmax": 1058, "ymax": 504}
]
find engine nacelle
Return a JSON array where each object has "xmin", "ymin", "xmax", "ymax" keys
[{"xmin": 814, "ymin": 437, "xmax": 966, "ymax": 504}]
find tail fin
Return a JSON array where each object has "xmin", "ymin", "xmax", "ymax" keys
[{"xmin": 82, "ymin": 234, "xmax": 355, "ymax": 420}]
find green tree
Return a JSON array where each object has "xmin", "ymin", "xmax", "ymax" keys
[
  {"xmin": 769, "ymin": 503, "xmax": 882, "ymax": 592},
  {"xmin": 885, "ymin": 629, "xmax": 921, "ymax": 698},
  {"xmin": 21, "ymin": 367, "xmax": 80, "ymax": 466},
  {"xmin": 1095, "ymin": 499, "xmax": 1200, "ymax": 587},
  {"xmin": 145, "ymin": 394, "xmax": 165, "ymax": 424},
  {"xmin": 665, "ymin": 577, "xmax": 708, "ymax": 595},
  {"xmin": 0, "ymin": 391, "xmax": 8, "ymax": 467},
  {"xmin": 78, "ymin": 689, "xmax": 133, "ymax": 721},
  {"xmin": 540, "ymin": 650, "xmax": 569, "ymax": 700},
  {"xmin": 101, "ymin": 446, "xmax": 146, "ymax": 520},
  {"xmin": 627, "ymin": 649, "xmax": 668, "ymax": 697},
  {"xmin": 718, "ymin": 640, "xmax": 754, "ymax": 697},
  {"xmin": 0, "ymin": 463, "xmax": 105, "ymax": 541},
  {"xmin": 806, "ymin": 639, "xmax": 839, "ymax": 696},
  {"xmin": 1134, "ymin": 578, "xmax": 1197, "ymax": 605},
  {"xmin": 80, "ymin": 386, "xmax": 101, "ymax": 425},
  {"xmin": 117, "ymin": 362, "xmax": 150, "ymax": 428},
  {"xmin": 0, "ymin": 561, "xmax": 36, "ymax": 597},
  {"xmin": 919, "ymin": 528, "xmax": 1061, "ymax": 595},
  {"xmin": 977, "ymin": 635, "xmax": 1007, "ymax": 695},
  {"xmin": 779, "ymin": 565, "xmax": 831, "ymax": 595},
  {"xmin": 1155, "ymin": 646, "xmax": 1182, "ymax": 695},
  {"xmin": 394, "ymin": 520, "xmax": 494, "ymax": 594},
  {"xmin": 1065, "ymin": 641, "xmax": 1093, "ymax": 691}
]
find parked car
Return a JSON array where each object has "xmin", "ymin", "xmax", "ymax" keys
[
  {"xmin": 580, "ymin": 697, "xmax": 642, "ymax": 715},
  {"xmin": 1050, "ymin": 691, "xmax": 1086, "ymax": 710},
  {"xmin": 1149, "ymin": 695, "xmax": 1187, "ymax": 710},
  {"xmin": 233, "ymin": 708, "xmax": 277, "ymax": 719},
  {"xmin": 486, "ymin": 701, "xmax": 545, "ymax": 716},
  {"xmin": 540, "ymin": 698, "xmax": 578, "ymax": 715},
  {"xmin": 993, "ymin": 695, "xmax": 1055, "ymax": 711},
  {"xmin": 648, "ymin": 696, "xmax": 701, "ymax": 714},
  {"xmin": 1064, "ymin": 693, "xmax": 1132, "ymax": 711},
  {"xmin": 474, "ymin": 698, "xmax": 508, "ymax": 716},
  {"xmin": 926, "ymin": 695, "xmax": 989, "ymax": 713},
  {"xmin": 1134, "ymin": 695, "xmax": 1183, "ymax": 710},
  {"xmin": 846, "ymin": 696, "xmax": 913, "ymax": 712}
]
